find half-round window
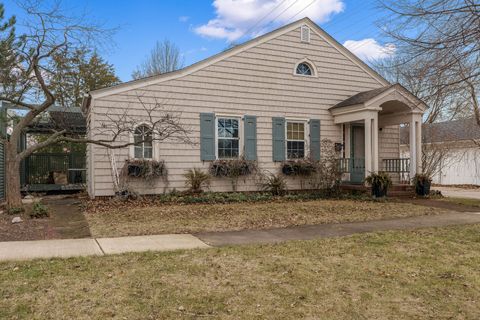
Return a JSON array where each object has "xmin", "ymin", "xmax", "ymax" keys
[
  {"xmin": 296, "ymin": 62, "xmax": 313, "ymax": 76},
  {"xmin": 134, "ymin": 124, "xmax": 153, "ymax": 159}
]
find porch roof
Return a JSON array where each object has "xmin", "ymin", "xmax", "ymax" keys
[{"xmin": 329, "ymin": 83, "xmax": 427, "ymax": 112}]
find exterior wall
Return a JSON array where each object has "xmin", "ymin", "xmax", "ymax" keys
[
  {"xmin": 379, "ymin": 125, "xmax": 401, "ymax": 183},
  {"xmin": 401, "ymin": 144, "xmax": 480, "ymax": 185},
  {"xmin": 88, "ymin": 25, "xmax": 388, "ymax": 197}
]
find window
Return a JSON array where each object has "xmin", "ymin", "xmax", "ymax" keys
[
  {"xmin": 133, "ymin": 125, "xmax": 153, "ymax": 159},
  {"xmin": 296, "ymin": 62, "xmax": 313, "ymax": 76},
  {"xmin": 300, "ymin": 26, "xmax": 310, "ymax": 43},
  {"xmin": 217, "ymin": 118, "xmax": 240, "ymax": 158},
  {"xmin": 287, "ymin": 122, "xmax": 305, "ymax": 159}
]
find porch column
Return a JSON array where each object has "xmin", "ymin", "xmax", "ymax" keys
[
  {"xmin": 409, "ymin": 113, "xmax": 421, "ymax": 178},
  {"xmin": 364, "ymin": 117, "xmax": 372, "ymax": 176},
  {"xmin": 415, "ymin": 115, "xmax": 422, "ymax": 173},
  {"xmin": 372, "ymin": 113, "xmax": 379, "ymax": 172}
]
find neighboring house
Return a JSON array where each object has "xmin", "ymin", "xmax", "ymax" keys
[
  {"xmin": 83, "ymin": 18, "xmax": 426, "ymax": 198},
  {"xmin": 0, "ymin": 102, "xmax": 87, "ymax": 194},
  {"xmin": 400, "ymin": 118, "xmax": 480, "ymax": 185}
]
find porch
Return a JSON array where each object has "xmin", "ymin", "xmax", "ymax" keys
[{"xmin": 330, "ymin": 84, "xmax": 427, "ymax": 184}]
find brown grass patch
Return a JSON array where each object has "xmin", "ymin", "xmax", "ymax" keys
[{"xmin": 85, "ymin": 199, "xmax": 448, "ymax": 238}]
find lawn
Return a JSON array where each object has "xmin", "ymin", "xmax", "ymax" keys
[
  {"xmin": 85, "ymin": 198, "xmax": 447, "ymax": 237},
  {"xmin": 1, "ymin": 224, "xmax": 480, "ymax": 319},
  {"xmin": 441, "ymin": 197, "xmax": 480, "ymax": 208}
]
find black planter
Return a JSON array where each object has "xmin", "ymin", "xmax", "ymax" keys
[
  {"xmin": 371, "ymin": 184, "xmax": 388, "ymax": 198},
  {"xmin": 282, "ymin": 164, "xmax": 295, "ymax": 176},
  {"xmin": 128, "ymin": 164, "xmax": 142, "ymax": 177},
  {"xmin": 415, "ymin": 180, "xmax": 431, "ymax": 196}
]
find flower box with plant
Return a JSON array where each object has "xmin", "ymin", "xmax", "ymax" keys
[
  {"xmin": 281, "ymin": 158, "xmax": 316, "ymax": 176},
  {"xmin": 209, "ymin": 157, "xmax": 257, "ymax": 191},
  {"xmin": 365, "ymin": 172, "xmax": 392, "ymax": 198},
  {"xmin": 209, "ymin": 158, "xmax": 257, "ymax": 178},
  {"xmin": 412, "ymin": 173, "xmax": 432, "ymax": 196},
  {"xmin": 122, "ymin": 159, "xmax": 167, "ymax": 182}
]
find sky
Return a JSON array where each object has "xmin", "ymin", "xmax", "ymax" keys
[{"xmin": 3, "ymin": 0, "xmax": 394, "ymax": 82}]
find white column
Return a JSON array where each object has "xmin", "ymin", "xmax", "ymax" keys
[
  {"xmin": 372, "ymin": 114, "xmax": 379, "ymax": 172},
  {"xmin": 344, "ymin": 124, "xmax": 351, "ymax": 158},
  {"xmin": 415, "ymin": 116, "xmax": 422, "ymax": 174},
  {"xmin": 364, "ymin": 117, "xmax": 372, "ymax": 178},
  {"xmin": 409, "ymin": 114, "xmax": 417, "ymax": 178}
]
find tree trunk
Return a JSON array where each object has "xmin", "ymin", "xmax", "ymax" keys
[{"xmin": 5, "ymin": 142, "xmax": 23, "ymax": 211}]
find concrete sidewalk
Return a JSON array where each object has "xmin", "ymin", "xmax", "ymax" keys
[
  {"xmin": 196, "ymin": 211, "xmax": 480, "ymax": 246},
  {"xmin": 435, "ymin": 187, "xmax": 480, "ymax": 200},
  {"xmin": 1, "ymin": 211, "xmax": 480, "ymax": 262},
  {"xmin": 0, "ymin": 234, "xmax": 210, "ymax": 261}
]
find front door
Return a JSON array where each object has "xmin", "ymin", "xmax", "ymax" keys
[{"xmin": 350, "ymin": 125, "xmax": 365, "ymax": 184}]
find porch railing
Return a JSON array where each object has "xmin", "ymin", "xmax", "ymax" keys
[
  {"xmin": 338, "ymin": 158, "xmax": 410, "ymax": 174},
  {"xmin": 338, "ymin": 158, "xmax": 365, "ymax": 173},
  {"xmin": 382, "ymin": 158, "xmax": 410, "ymax": 173}
]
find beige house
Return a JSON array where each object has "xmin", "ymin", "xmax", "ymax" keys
[{"xmin": 83, "ymin": 18, "xmax": 426, "ymax": 198}]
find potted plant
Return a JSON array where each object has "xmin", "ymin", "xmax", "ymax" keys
[
  {"xmin": 365, "ymin": 172, "xmax": 392, "ymax": 198},
  {"xmin": 412, "ymin": 173, "xmax": 432, "ymax": 196}
]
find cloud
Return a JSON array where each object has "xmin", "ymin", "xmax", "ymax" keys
[
  {"xmin": 179, "ymin": 16, "xmax": 190, "ymax": 22},
  {"xmin": 343, "ymin": 38, "xmax": 396, "ymax": 61},
  {"xmin": 195, "ymin": 0, "xmax": 345, "ymax": 41}
]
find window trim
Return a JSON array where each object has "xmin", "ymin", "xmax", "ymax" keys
[
  {"xmin": 293, "ymin": 59, "xmax": 317, "ymax": 78},
  {"xmin": 130, "ymin": 123, "xmax": 155, "ymax": 160},
  {"xmin": 215, "ymin": 115, "xmax": 243, "ymax": 160},
  {"xmin": 285, "ymin": 120, "xmax": 309, "ymax": 160}
]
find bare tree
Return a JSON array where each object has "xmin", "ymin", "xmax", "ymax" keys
[
  {"xmin": 131, "ymin": 39, "xmax": 184, "ymax": 79},
  {"xmin": 378, "ymin": 0, "xmax": 480, "ymax": 124},
  {"xmin": 0, "ymin": 2, "xmax": 191, "ymax": 210}
]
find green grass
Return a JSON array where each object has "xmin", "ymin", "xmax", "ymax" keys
[
  {"xmin": 1, "ymin": 224, "xmax": 480, "ymax": 319},
  {"xmin": 85, "ymin": 198, "xmax": 447, "ymax": 237}
]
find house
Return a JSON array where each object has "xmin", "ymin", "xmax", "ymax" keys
[
  {"xmin": 400, "ymin": 118, "xmax": 480, "ymax": 185},
  {"xmin": 83, "ymin": 18, "xmax": 426, "ymax": 198}
]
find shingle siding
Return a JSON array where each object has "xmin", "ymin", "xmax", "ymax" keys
[{"xmin": 88, "ymin": 25, "xmax": 396, "ymax": 197}]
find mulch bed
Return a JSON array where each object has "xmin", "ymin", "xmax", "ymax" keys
[
  {"xmin": 0, "ymin": 214, "xmax": 55, "ymax": 241},
  {"xmin": 0, "ymin": 195, "xmax": 91, "ymax": 242}
]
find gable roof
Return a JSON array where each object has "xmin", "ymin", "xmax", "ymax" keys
[
  {"xmin": 329, "ymin": 83, "xmax": 427, "ymax": 111},
  {"xmin": 400, "ymin": 118, "xmax": 480, "ymax": 145},
  {"xmin": 87, "ymin": 17, "xmax": 389, "ymax": 101},
  {"xmin": 330, "ymin": 85, "xmax": 395, "ymax": 109}
]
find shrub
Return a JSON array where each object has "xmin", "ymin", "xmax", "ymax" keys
[
  {"xmin": 365, "ymin": 172, "xmax": 392, "ymax": 198},
  {"xmin": 7, "ymin": 207, "xmax": 24, "ymax": 215},
  {"xmin": 183, "ymin": 168, "xmax": 211, "ymax": 193},
  {"xmin": 30, "ymin": 202, "xmax": 49, "ymax": 218},
  {"xmin": 308, "ymin": 139, "xmax": 342, "ymax": 190},
  {"xmin": 259, "ymin": 172, "xmax": 287, "ymax": 196},
  {"xmin": 281, "ymin": 158, "xmax": 316, "ymax": 176},
  {"xmin": 412, "ymin": 173, "xmax": 432, "ymax": 196}
]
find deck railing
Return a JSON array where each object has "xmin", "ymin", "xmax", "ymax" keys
[{"xmin": 22, "ymin": 153, "xmax": 86, "ymax": 186}]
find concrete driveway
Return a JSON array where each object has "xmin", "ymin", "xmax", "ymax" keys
[{"xmin": 435, "ymin": 186, "xmax": 480, "ymax": 200}]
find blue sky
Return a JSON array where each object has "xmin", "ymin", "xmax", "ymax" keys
[{"xmin": 3, "ymin": 0, "xmax": 392, "ymax": 82}]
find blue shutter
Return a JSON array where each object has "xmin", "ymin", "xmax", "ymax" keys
[
  {"xmin": 244, "ymin": 115, "xmax": 257, "ymax": 160},
  {"xmin": 309, "ymin": 119, "xmax": 321, "ymax": 161},
  {"xmin": 272, "ymin": 117, "xmax": 286, "ymax": 162},
  {"xmin": 200, "ymin": 113, "xmax": 215, "ymax": 161}
]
